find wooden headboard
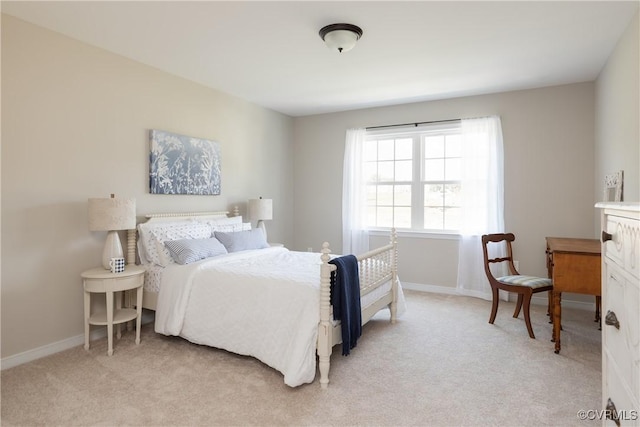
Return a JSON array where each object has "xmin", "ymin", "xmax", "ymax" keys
[{"xmin": 125, "ymin": 208, "xmax": 240, "ymax": 264}]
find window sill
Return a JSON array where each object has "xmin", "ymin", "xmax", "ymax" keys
[{"xmin": 368, "ymin": 229, "xmax": 460, "ymax": 240}]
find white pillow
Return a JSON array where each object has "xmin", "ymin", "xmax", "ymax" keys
[
  {"xmin": 137, "ymin": 221, "xmax": 178, "ymax": 265},
  {"xmin": 204, "ymin": 216, "xmax": 243, "ymax": 231},
  {"xmin": 214, "ymin": 228, "xmax": 269, "ymax": 253},
  {"xmin": 164, "ymin": 237, "xmax": 228, "ymax": 265},
  {"xmin": 211, "ymin": 222, "xmax": 252, "ymax": 233}
]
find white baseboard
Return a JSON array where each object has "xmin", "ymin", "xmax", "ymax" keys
[
  {"xmin": 1, "ymin": 311, "xmax": 154, "ymax": 371},
  {"xmin": 401, "ymin": 282, "xmax": 597, "ymax": 312},
  {"xmin": 402, "ymin": 282, "xmax": 460, "ymax": 295}
]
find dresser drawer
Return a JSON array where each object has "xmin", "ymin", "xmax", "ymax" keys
[
  {"xmin": 603, "ymin": 263, "xmax": 640, "ymax": 403},
  {"xmin": 604, "ymin": 215, "xmax": 640, "ymax": 280},
  {"xmin": 603, "ymin": 353, "xmax": 640, "ymax": 426}
]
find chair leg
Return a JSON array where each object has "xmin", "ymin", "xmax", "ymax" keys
[
  {"xmin": 595, "ymin": 296, "xmax": 601, "ymax": 322},
  {"xmin": 522, "ymin": 292, "xmax": 535, "ymax": 339},
  {"xmin": 489, "ymin": 286, "xmax": 499, "ymax": 324},
  {"xmin": 513, "ymin": 294, "xmax": 523, "ymax": 318}
]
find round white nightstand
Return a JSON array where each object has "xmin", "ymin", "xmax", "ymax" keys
[{"xmin": 81, "ymin": 265, "xmax": 145, "ymax": 356}]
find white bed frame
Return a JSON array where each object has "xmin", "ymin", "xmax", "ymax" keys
[{"xmin": 127, "ymin": 211, "xmax": 399, "ymax": 388}]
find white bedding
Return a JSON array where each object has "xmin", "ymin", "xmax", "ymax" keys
[
  {"xmin": 144, "ymin": 264, "xmax": 164, "ymax": 293},
  {"xmin": 155, "ymin": 247, "xmax": 326, "ymax": 387}
]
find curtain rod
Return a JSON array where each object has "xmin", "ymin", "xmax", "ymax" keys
[{"xmin": 366, "ymin": 118, "xmax": 461, "ymax": 130}]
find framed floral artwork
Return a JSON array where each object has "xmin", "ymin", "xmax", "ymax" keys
[{"xmin": 149, "ymin": 129, "xmax": 221, "ymax": 195}]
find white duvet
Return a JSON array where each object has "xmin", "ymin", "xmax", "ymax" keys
[{"xmin": 155, "ymin": 247, "xmax": 326, "ymax": 387}]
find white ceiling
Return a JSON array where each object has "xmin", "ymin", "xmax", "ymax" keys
[{"xmin": 2, "ymin": 1, "xmax": 638, "ymax": 117}]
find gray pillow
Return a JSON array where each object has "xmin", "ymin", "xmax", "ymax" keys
[
  {"xmin": 164, "ymin": 237, "xmax": 228, "ymax": 265},
  {"xmin": 214, "ymin": 228, "xmax": 269, "ymax": 253}
]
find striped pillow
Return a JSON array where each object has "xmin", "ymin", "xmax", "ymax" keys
[{"xmin": 164, "ymin": 237, "xmax": 228, "ymax": 265}]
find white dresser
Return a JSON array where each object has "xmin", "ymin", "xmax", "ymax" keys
[{"xmin": 596, "ymin": 202, "xmax": 640, "ymax": 426}]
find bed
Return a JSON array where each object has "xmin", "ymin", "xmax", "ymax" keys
[{"xmin": 126, "ymin": 211, "xmax": 404, "ymax": 388}]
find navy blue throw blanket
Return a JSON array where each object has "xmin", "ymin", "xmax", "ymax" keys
[{"xmin": 329, "ymin": 255, "xmax": 362, "ymax": 356}]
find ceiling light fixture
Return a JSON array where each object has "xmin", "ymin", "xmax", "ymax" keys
[{"xmin": 319, "ymin": 23, "xmax": 363, "ymax": 53}]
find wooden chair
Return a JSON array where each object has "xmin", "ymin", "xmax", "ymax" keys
[{"xmin": 481, "ymin": 233, "xmax": 553, "ymax": 339}]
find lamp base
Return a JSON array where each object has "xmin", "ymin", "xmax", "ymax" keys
[
  {"xmin": 102, "ymin": 230, "xmax": 124, "ymax": 269},
  {"xmin": 256, "ymin": 220, "xmax": 267, "ymax": 241}
]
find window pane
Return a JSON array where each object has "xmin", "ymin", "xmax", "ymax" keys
[
  {"xmin": 366, "ymin": 185, "xmax": 377, "ymax": 204},
  {"xmin": 424, "ymin": 136, "xmax": 444, "ymax": 158},
  {"xmin": 377, "ymin": 207, "xmax": 393, "ymax": 227},
  {"xmin": 444, "ymin": 183, "xmax": 461, "ymax": 207},
  {"xmin": 424, "ymin": 207, "xmax": 444, "ymax": 230},
  {"xmin": 377, "ymin": 185, "xmax": 393, "ymax": 205},
  {"xmin": 394, "ymin": 185, "xmax": 411, "ymax": 205},
  {"xmin": 364, "ymin": 126, "xmax": 461, "ymax": 232},
  {"xmin": 445, "ymin": 158, "xmax": 461, "ymax": 180},
  {"xmin": 395, "ymin": 160, "xmax": 412, "ymax": 181},
  {"xmin": 446, "ymin": 134, "xmax": 461, "ymax": 157},
  {"xmin": 444, "ymin": 207, "xmax": 461, "ymax": 230},
  {"xmin": 394, "ymin": 207, "xmax": 411, "ymax": 228},
  {"xmin": 395, "ymin": 138, "xmax": 412, "ymax": 159},
  {"xmin": 378, "ymin": 139, "xmax": 394, "ymax": 160},
  {"xmin": 364, "ymin": 162, "xmax": 377, "ymax": 182},
  {"xmin": 364, "ymin": 141, "xmax": 378, "ymax": 161},
  {"xmin": 366, "ymin": 206, "xmax": 377, "ymax": 227},
  {"xmin": 424, "ymin": 159, "xmax": 444, "ymax": 181},
  {"xmin": 378, "ymin": 161, "xmax": 394, "ymax": 181},
  {"xmin": 424, "ymin": 184, "xmax": 443, "ymax": 206}
]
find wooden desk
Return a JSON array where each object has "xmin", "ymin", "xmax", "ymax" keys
[{"xmin": 546, "ymin": 237, "xmax": 601, "ymax": 354}]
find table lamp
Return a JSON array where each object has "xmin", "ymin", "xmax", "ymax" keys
[
  {"xmin": 248, "ymin": 197, "xmax": 273, "ymax": 240},
  {"xmin": 88, "ymin": 194, "xmax": 136, "ymax": 269}
]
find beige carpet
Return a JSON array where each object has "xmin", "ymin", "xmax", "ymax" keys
[{"xmin": 1, "ymin": 290, "xmax": 601, "ymax": 426}]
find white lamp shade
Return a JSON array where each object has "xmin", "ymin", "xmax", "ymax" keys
[
  {"xmin": 88, "ymin": 196, "xmax": 136, "ymax": 269},
  {"xmin": 248, "ymin": 198, "xmax": 273, "ymax": 221},
  {"xmin": 88, "ymin": 197, "xmax": 136, "ymax": 231}
]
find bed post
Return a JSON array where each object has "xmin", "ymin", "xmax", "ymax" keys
[
  {"xmin": 318, "ymin": 242, "xmax": 334, "ymax": 389},
  {"xmin": 389, "ymin": 228, "xmax": 398, "ymax": 323},
  {"xmin": 127, "ymin": 229, "xmax": 136, "ymax": 265}
]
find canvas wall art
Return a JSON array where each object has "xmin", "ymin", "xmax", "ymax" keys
[{"xmin": 149, "ymin": 130, "xmax": 221, "ymax": 195}]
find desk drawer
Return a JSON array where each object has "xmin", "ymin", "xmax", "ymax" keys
[
  {"xmin": 603, "ymin": 262, "xmax": 640, "ymax": 403},
  {"xmin": 604, "ymin": 215, "xmax": 640, "ymax": 280}
]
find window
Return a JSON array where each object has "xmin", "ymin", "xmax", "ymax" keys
[{"xmin": 364, "ymin": 123, "xmax": 462, "ymax": 232}]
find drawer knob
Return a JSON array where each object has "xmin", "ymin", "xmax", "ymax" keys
[
  {"xmin": 602, "ymin": 231, "xmax": 613, "ymax": 242},
  {"xmin": 605, "ymin": 310, "xmax": 620, "ymax": 330},
  {"xmin": 606, "ymin": 398, "xmax": 620, "ymax": 427}
]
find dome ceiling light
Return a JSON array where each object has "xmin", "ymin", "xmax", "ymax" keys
[{"xmin": 319, "ymin": 23, "xmax": 363, "ymax": 53}]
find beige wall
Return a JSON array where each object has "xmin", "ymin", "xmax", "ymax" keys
[
  {"xmin": 3, "ymin": 9, "xmax": 638, "ymax": 364},
  {"xmin": 1, "ymin": 15, "xmax": 294, "ymax": 359},
  {"xmin": 595, "ymin": 11, "xmax": 639, "ymax": 209},
  {"xmin": 293, "ymin": 83, "xmax": 596, "ymax": 291}
]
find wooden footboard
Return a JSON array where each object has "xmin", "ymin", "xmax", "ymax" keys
[{"xmin": 317, "ymin": 228, "xmax": 398, "ymax": 389}]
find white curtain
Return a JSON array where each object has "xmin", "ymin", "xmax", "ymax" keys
[
  {"xmin": 342, "ymin": 128, "xmax": 369, "ymax": 255},
  {"xmin": 456, "ymin": 116, "xmax": 506, "ymax": 300}
]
